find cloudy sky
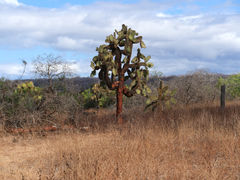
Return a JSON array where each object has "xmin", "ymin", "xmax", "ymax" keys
[{"xmin": 0, "ymin": 0, "xmax": 240, "ymax": 79}]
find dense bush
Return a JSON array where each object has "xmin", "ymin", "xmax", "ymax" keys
[
  {"xmin": 0, "ymin": 78, "xmax": 115, "ymax": 129},
  {"xmin": 0, "ymin": 79, "xmax": 81, "ymax": 128}
]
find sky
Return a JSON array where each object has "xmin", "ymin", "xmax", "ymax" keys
[{"xmin": 0, "ymin": 0, "xmax": 240, "ymax": 79}]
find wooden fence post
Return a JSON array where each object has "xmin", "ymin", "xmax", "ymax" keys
[{"xmin": 220, "ymin": 85, "xmax": 225, "ymax": 109}]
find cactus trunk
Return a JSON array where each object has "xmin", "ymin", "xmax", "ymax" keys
[
  {"xmin": 116, "ymin": 61, "xmax": 124, "ymax": 124},
  {"xmin": 116, "ymin": 85, "xmax": 123, "ymax": 124}
]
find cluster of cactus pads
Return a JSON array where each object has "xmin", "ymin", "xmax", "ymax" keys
[
  {"xmin": 145, "ymin": 81, "xmax": 176, "ymax": 111},
  {"xmin": 15, "ymin": 81, "xmax": 42, "ymax": 101},
  {"xmin": 90, "ymin": 24, "xmax": 153, "ymax": 124}
]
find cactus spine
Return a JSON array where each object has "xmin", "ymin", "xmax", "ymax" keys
[{"xmin": 90, "ymin": 24, "xmax": 153, "ymax": 124}]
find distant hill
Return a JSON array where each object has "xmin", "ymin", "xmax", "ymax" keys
[{"xmin": 17, "ymin": 71, "xmax": 229, "ymax": 92}]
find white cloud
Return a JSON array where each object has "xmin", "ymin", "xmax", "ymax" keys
[
  {"xmin": 179, "ymin": 15, "xmax": 203, "ymax": 21},
  {"xmin": 0, "ymin": 1, "xmax": 240, "ymax": 76},
  {"xmin": 69, "ymin": 61, "xmax": 92, "ymax": 75},
  {"xmin": 0, "ymin": 64, "xmax": 23, "ymax": 79},
  {"xmin": 56, "ymin": 36, "xmax": 78, "ymax": 50},
  {"xmin": 152, "ymin": 58, "xmax": 218, "ymax": 75},
  {"xmin": 156, "ymin": 13, "xmax": 172, "ymax": 18},
  {"xmin": 0, "ymin": 0, "xmax": 19, "ymax": 6}
]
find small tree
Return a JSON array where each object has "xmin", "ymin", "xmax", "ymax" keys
[
  {"xmin": 32, "ymin": 54, "xmax": 73, "ymax": 93},
  {"xmin": 145, "ymin": 80, "xmax": 175, "ymax": 111},
  {"xmin": 90, "ymin": 24, "xmax": 153, "ymax": 124}
]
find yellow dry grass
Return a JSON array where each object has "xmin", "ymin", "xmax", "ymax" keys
[{"xmin": 0, "ymin": 124, "xmax": 240, "ymax": 180}]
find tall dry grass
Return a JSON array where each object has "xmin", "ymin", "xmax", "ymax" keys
[{"xmin": 1, "ymin": 102, "xmax": 240, "ymax": 179}]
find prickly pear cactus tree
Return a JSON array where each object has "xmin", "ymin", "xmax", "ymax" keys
[
  {"xmin": 145, "ymin": 80, "xmax": 176, "ymax": 111},
  {"xmin": 90, "ymin": 24, "xmax": 153, "ymax": 124}
]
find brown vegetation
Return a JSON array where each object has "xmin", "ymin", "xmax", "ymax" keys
[
  {"xmin": 166, "ymin": 70, "xmax": 221, "ymax": 105},
  {"xmin": 0, "ymin": 102, "xmax": 240, "ymax": 179}
]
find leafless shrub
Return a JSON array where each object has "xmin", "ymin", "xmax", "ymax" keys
[
  {"xmin": 167, "ymin": 70, "xmax": 220, "ymax": 105},
  {"xmin": 32, "ymin": 54, "xmax": 73, "ymax": 93}
]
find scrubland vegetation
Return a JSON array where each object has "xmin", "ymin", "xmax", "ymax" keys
[{"xmin": 1, "ymin": 70, "xmax": 240, "ymax": 179}]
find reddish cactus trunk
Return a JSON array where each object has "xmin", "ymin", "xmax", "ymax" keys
[{"xmin": 116, "ymin": 83, "xmax": 124, "ymax": 124}]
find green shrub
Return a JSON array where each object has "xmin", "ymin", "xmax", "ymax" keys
[{"xmin": 218, "ymin": 74, "xmax": 240, "ymax": 99}]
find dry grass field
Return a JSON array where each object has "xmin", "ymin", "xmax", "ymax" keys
[{"xmin": 1, "ymin": 102, "xmax": 240, "ymax": 179}]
